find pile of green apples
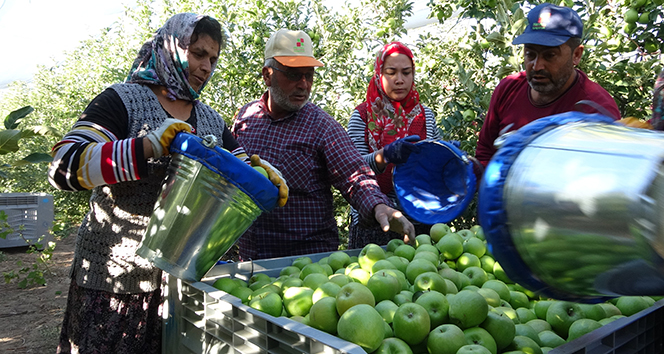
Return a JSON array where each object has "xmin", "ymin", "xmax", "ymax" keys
[{"xmin": 211, "ymin": 223, "xmax": 661, "ymax": 354}]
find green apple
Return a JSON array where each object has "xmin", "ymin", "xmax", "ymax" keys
[
  {"xmin": 457, "ymin": 344, "xmax": 492, "ymax": 354},
  {"xmin": 516, "ymin": 307, "xmax": 537, "ymax": 323},
  {"xmin": 430, "ymin": 223, "xmax": 452, "ymax": 242},
  {"xmin": 308, "ymin": 296, "xmax": 340, "ymax": 334},
  {"xmin": 327, "ymin": 251, "xmax": 351, "ymax": 272},
  {"xmin": 347, "ymin": 268, "xmax": 371, "ymax": 285},
  {"xmin": 344, "ymin": 262, "xmax": 361, "ymax": 275},
  {"xmin": 383, "ymin": 320, "xmax": 393, "ymax": 338},
  {"xmin": 371, "ymin": 259, "xmax": 397, "ymax": 273},
  {"xmin": 448, "ymin": 289, "xmax": 489, "ymax": 329},
  {"xmin": 427, "ymin": 324, "xmax": 466, "ymax": 354},
  {"xmin": 457, "ymin": 252, "xmax": 481, "ymax": 272},
  {"xmin": 413, "ymin": 271, "xmax": 448, "ymax": 294},
  {"xmin": 375, "ymin": 299, "xmax": 399, "ymax": 323},
  {"xmin": 233, "ymin": 278, "xmax": 248, "ymax": 288},
  {"xmin": 533, "ymin": 300, "xmax": 553, "ymax": 319},
  {"xmin": 515, "ymin": 323, "xmax": 541, "ymax": 346},
  {"xmin": 249, "ymin": 291, "xmax": 283, "ymax": 317},
  {"xmin": 615, "ymin": 296, "xmax": 650, "ymax": 316},
  {"xmin": 358, "ymin": 243, "xmax": 387, "ymax": 272},
  {"xmin": 505, "ymin": 335, "xmax": 542, "ymax": 354},
  {"xmin": 367, "ymin": 271, "xmax": 401, "ymax": 303},
  {"xmin": 229, "ymin": 286, "xmax": 253, "ymax": 304},
  {"xmin": 445, "ymin": 279, "xmax": 459, "ymax": 294},
  {"xmin": 415, "ymin": 234, "xmax": 432, "ymax": 247},
  {"xmin": 537, "ymin": 330, "xmax": 565, "ymax": 348},
  {"xmin": 437, "ymin": 234, "xmax": 464, "ymax": 260},
  {"xmin": 494, "ymin": 305, "xmax": 519, "ymax": 324},
  {"xmin": 463, "ymin": 237, "xmax": 487, "ymax": 258},
  {"xmin": 249, "ymin": 278, "xmax": 271, "ymax": 291},
  {"xmin": 567, "ymin": 318, "xmax": 602, "ymax": 341},
  {"xmin": 546, "ymin": 301, "xmax": 585, "ymax": 338},
  {"xmin": 480, "ymin": 307, "xmax": 516, "ymax": 350},
  {"xmin": 598, "ymin": 302, "xmax": 622, "ymax": 317},
  {"xmin": 336, "ymin": 282, "xmax": 375, "ymax": 315},
  {"xmin": 312, "ymin": 281, "xmax": 341, "ymax": 303},
  {"xmin": 392, "ymin": 302, "xmax": 431, "ymax": 346},
  {"xmin": 405, "ymin": 258, "xmax": 438, "ymax": 284},
  {"xmin": 280, "ymin": 276, "xmax": 303, "ymax": 291},
  {"xmin": 386, "ymin": 238, "xmax": 405, "ymax": 253},
  {"xmin": 299, "ymin": 263, "xmax": 327, "ymax": 280},
  {"xmin": 471, "ymin": 225, "xmax": 485, "ymax": 240},
  {"xmin": 290, "ymin": 315, "xmax": 309, "ymax": 325},
  {"xmin": 492, "ymin": 262, "xmax": 513, "ymax": 284},
  {"xmin": 375, "ymin": 337, "xmax": 413, "ymax": 354},
  {"xmin": 526, "ymin": 318, "xmax": 552, "ymax": 333},
  {"xmin": 598, "ymin": 316, "xmax": 620, "ymax": 325},
  {"xmin": 463, "ymin": 327, "xmax": 498, "ymax": 354},
  {"xmin": 463, "ymin": 266, "xmax": 489, "ymax": 287},
  {"xmin": 509, "ymin": 290, "xmax": 530, "ymax": 309},
  {"xmin": 386, "ymin": 256, "xmax": 409, "ymax": 274},
  {"xmin": 578, "ymin": 303, "xmax": 607, "ymax": 321},
  {"xmin": 457, "ymin": 229, "xmax": 475, "ymax": 241},
  {"xmin": 477, "ymin": 287, "xmax": 501, "ymax": 308},
  {"xmin": 412, "ymin": 250, "xmax": 440, "ymax": 266},
  {"xmin": 415, "ymin": 290, "xmax": 449, "ymax": 328},
  {"xmin": 439, "ymin": 267, "xmax": 462, "ymax": 290},
  {"xmin": 251, "ymin": 284, "xmax": 281, "ymax": 298},
  {"xmin": 482, "ymin": 280, "xmax": 511, "ymax": 302},
  {"xmin": 394, "ymin": 244, "xmax": 416, "ymax": 261},
  {"xmin": 212, "ymin": 277, "xmax": 238, "ymax": 293},
  {"xmin": 393, "ymin": 290, "xmax": 413, "ymax": 306},
  {"xmin": 249, "ymin": 272, "xmax": 271, "ymax": 285},
  {"xmin": 337, "ymin": 304, "xmax": 385, "ymax": 352},
  {"xmin": 282, "ymin": 286, "xmax": 314, "ymax": 317},
  {"xmin": 463, "ymin": 285, "xmax": 480, "ymax": 292},
  {"xmin": 302, "ymin": 272, "xmax": 329, "ymax": 290},
  {"xmin": 292, "ymin": 256, "xmax": 312, "ymax": 270},
  {"xmin": 320, "ymin": 263, "xmax": 333, "ymax": 276},
  {"xmin": 480, "ymin": 255, "xmax": 495, "ymax": 273},
  {"xmin": 457, "ymin": 271, "xmax": 472, "ymax": 289},
  {"xmin": 328, "ymin": 273, "xmax": 351, "ymax": 287}
]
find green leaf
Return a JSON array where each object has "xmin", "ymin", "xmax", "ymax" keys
[
  {"xmin": 0, "ymin": 130, "xmax": 21, "ymax": 154},
  {"xmin": 5, "ymin": 106, "xmax": 33, "ymax": 130},
  {"xmin": 12, "ymin": 153, "xmax": 53, "ymax": 166}
]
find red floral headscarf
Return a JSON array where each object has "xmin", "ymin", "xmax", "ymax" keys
[{"xmin": 365, "ymin": 41, "xmax": 426, "ymax": 151}]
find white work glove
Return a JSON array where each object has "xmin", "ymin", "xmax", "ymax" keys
[
  {"xmin": 250, "ymin": 155, "xmax": 289, "ymax": 207},
  {"xmin": 146, "ymin": 118, "xmax": 193, "ymax": 158}
]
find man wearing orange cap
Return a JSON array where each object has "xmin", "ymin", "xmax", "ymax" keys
[{"xmin": 231, "ymin": 29, "xmax": 415, "ymax": 260}]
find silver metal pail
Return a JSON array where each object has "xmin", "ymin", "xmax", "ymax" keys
[
  {"xmin": 479, "ymin": 112, "xmax": 664, "ymax": 302},
  {"xmin": 136, "ymin": 133, "xmax": 278, "ymax": 282}
]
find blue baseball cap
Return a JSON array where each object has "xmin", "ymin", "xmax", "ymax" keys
[{"xmin": 512, "ymin": 3, "xmax": 583, "ymax": 47}]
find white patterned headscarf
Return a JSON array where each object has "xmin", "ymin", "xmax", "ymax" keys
[{"xmin": 127, "ymin": 13, "xmax": 218, "ymax": 102}]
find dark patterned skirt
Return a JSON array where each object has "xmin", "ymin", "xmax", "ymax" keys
[{"xmin": 56, "ymin": 278, "xmax": 163, "ymax": 354}]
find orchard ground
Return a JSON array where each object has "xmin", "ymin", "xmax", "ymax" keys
[
  {"xmin": 0, "ymin": 232, "xmax": 240, "ymax": 353},
  {"xmin": 0, "ymin": 234, "xmax": 74, "ymax": 353}
]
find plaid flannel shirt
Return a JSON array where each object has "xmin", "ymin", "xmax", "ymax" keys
[{"xmin": 232, "ymin": 92, "xmax": 390, "ymax": 260}]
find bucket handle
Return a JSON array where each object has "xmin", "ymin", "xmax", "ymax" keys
[{"xmin": 574, "ymin": 100, "xmax": 617, "ymax": 120}]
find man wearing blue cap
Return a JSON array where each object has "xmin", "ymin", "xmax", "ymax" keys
[{"xmin": 476, "ymin": 3, "xmax": 620, "ymax": 167}]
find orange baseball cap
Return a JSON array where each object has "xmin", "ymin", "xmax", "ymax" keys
[{"xmin": 264, "ymin": 29, "xmax": 324, "ymax": 67}]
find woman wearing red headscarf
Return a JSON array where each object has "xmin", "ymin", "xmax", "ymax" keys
[{"xmin": 346, "ymin": 41, "xmax": 441, "ymax": 249}]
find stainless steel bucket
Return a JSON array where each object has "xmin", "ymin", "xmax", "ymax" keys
[
  {"xmin": 479, "ymin": 112, "xmax": 664, "ymax": 301},
  {"xmin": 136, "ymin": 133, "xmax": 278, "ymax": 282}
]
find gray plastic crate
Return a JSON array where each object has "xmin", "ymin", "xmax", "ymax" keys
[
  {"xmin": 164, "ymin": 248, "xmax": 367, "ymax": 354},
  {"xmin": 550, "ymin": 298, "xmax": 663, "ymax": 354},
  {"xmin": 0, "ymin": 193, "xmax": 53, "ymax": 248},
  {"xmin": 165, "ymin": 248, "xmax": 664, "ymax": 354}
]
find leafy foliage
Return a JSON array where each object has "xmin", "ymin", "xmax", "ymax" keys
[{"xmin": 0, "ymin": 0, "xmax": 662, "ymax": 245}]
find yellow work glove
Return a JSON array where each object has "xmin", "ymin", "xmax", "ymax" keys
[
  {"xmin": 616, "ymin": 117, "xmax": 653, "ymax": 129},
  {"xmin": 250, "ymin": 154, "xmax": 288, "ymax": 207},
  {"xmin": 146, "ymin": 118, "xmax": 193, "ymax": 158}
]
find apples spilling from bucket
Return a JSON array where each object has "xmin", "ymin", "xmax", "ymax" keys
[{"xmin": 211, "ymin": 223, "xmax": 661, "ymax": 354}]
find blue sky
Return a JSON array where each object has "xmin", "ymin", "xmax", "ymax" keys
[{"xmin": 0, "ymin": 0, "xmax": 434, "ymax": 90}]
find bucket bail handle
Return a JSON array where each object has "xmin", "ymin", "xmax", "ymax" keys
[{"xmin": 202, "ymin": 135, "xmax": 217, "ymax": 148}]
